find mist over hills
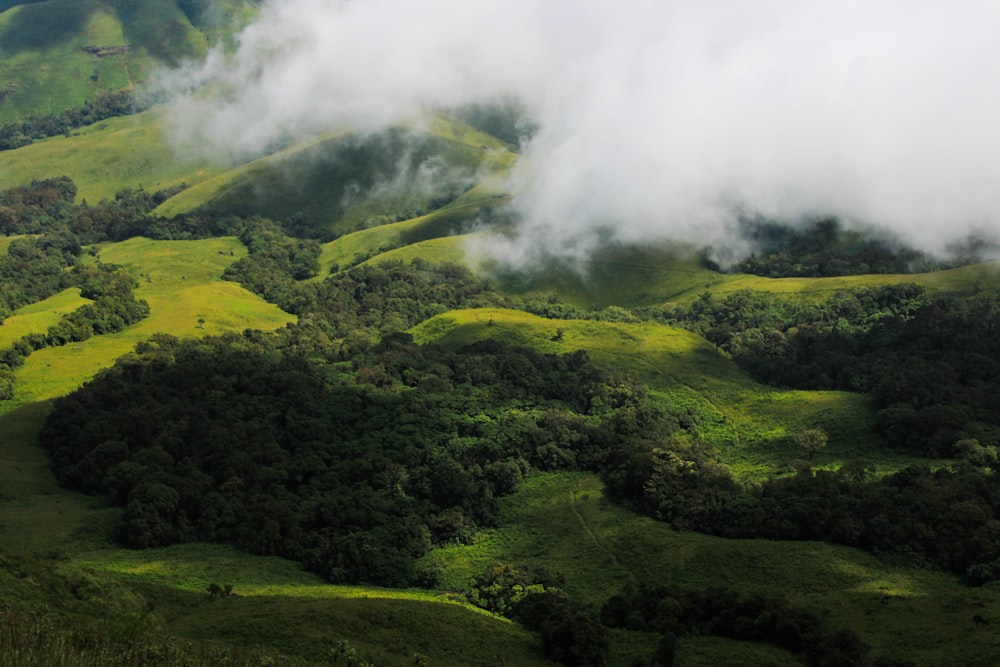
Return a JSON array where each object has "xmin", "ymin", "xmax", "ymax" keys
[{"xmin": 157, "ymin": 0, "xmax": 1000, "ymax": 267}]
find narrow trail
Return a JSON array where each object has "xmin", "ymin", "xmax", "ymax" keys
[{"xmin": 568, "ymin": 482, "xmax": 638, "ymax": 584}]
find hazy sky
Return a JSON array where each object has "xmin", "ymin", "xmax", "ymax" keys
[{"xmin": 166, "ymin": 0, "xmax": 1000, "ymax": 262}]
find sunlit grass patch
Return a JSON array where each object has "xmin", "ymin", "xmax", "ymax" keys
[
  {"xmin": 5, "ymin": 238, "xmax": 293, "ymax": 408},
  {"xmin": 0, "ymin": 107, "xmax": 229, "ymax": 203},
  {"xmin": 0, "ymin": 288, "xmax": 91, "ymax": 348}
]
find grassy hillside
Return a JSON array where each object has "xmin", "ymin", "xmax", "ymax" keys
[
  {"xmin": 0, "ymin": 0, "xmax": 133, "ymax": 123},
  {"xmin": 153, "ymin": 118, "xmax": 516, "ymax": 237},
  {"xmin": 0, "ymin": 0, "xmax": 259, "ymax": 124},
  {"xmin": 423, "ymin": 472, "xmax": 1000, "ymax": 667},
  {"xmin": 3, "ymin": 237, "xmax": 294, "ymax": 409},
  {"xmin": 315, "ymin": 190, "xmax": 510, "ymax": 276},
  {"xmin": 410, "ymin": 308, "xmax": 936, "ymax": 479},
  {"xmin": 0, "ymin": 106, "xmax": 229, "ymax": 202}
]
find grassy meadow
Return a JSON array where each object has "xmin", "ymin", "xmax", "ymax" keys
[
  {"xmin": 0, "ymin": 106, "xmax": 231, "ymax": 203},
  {"xmin": 3, "ymin": 237, "xmax": 294, "ymax": 409}
]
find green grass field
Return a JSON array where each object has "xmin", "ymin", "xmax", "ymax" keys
[
  {"xmin": 3, "ymin": 237, "xmax": 294, "ymax": 409},
  {"xmin": 0, "ymin": 287, "xmax": 90, "ymax": 348},
  {"xmin": 0, "ymin": 106, "xmax": 231, "ymax": 203}
]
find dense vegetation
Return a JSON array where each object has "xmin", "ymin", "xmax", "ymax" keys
[
  {"xmin": 40, "ymin": 330, "xmax": 671, "ymax": 587},
  {"xmin": 0, "ymin": 89, "xmax": 146, "ymax": 151},
  {"xmin": 598, "ymin": 584, "xmax": 897, "ymax": 667},
  {"xmin": 0, "ymin": 176, "xmax": 200, "ymax": 242},
  {"xmin": 667, "ymin": 285, "xmax": 1000, "ymax": 455},
  {"xmin": 726, "ymin": 217, "xmax": 944, "ymax": 277},
  {"xmin": 605, "ymin": 452, "xmax": 1000, "ymax": 584}
]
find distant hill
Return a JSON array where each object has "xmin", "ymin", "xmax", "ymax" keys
[{"xmin": 0, "ymin": 0, "xmax": 255, "ymax": 124}]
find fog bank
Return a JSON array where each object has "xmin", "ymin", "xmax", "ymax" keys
[{"xmin": 163, "ymin": 0, "xmax": 1000, "ymax": 264}]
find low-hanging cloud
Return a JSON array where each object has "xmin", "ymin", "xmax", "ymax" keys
[{"xmin": 163, "ymin": 0, "xmax": 1000, "ymax": 264}]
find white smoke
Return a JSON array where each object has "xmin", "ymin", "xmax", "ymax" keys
[{"xmin": 162, "ymin": 0, "xmax": 1000, "ymax": 263}]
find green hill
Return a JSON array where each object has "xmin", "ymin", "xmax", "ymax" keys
[
  {"xmin": 0, "ymin": 0, "xmax": 257, "ymax": 124},
  {"xmin": 0, "ymin": 106, "xmax": 228, "ymax": 203},
  {"xmin": 154, "ymin": 117, "xmax": 516, "ymax": 237}
]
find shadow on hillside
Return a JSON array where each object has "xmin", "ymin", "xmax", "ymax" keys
[
  {"xmin": 0, "ymin": 0, "xmax": 47, "ymax": 16},
  {"xmin": 0, "ymin": 1, "xmax": 94, "ymax": 55}
]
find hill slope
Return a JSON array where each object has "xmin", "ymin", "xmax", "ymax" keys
[{"xmin": 0, "ymin": 0, "xmax": 257, "ymax": 124}]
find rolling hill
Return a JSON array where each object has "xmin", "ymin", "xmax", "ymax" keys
[
  {"xmin": 3, "ymin": 8, "xmax": 1000, "ymax": 665},
  {"xmin": 0, "ymin": 0, "xmax": 256, "ymax": 123}
]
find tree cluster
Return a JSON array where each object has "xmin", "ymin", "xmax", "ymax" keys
[
  {"xmin": 669, "ymin": 285, "xmax": 1000, "ymax": 456},
  {"xmin": 606, "ymin": 449, "xmax": 1000, "ymax": 583},
  {"xmin": 728, "ymin": 217, "xmax": 941, "ymax": 277},
  {"xmin": 39, "ymin": 331, "xmax": 673, "ymax": 587},
  {"xmin": 600, "ymin": 584, "xmax": 888, "ymax": 667},
  {"xmin": 709, "ymin": 465, "xmax": 1000, "ymax": 583},
  {"xmin": 512, "ymin": 591, "xmax": 608, "ymax": 667},
  {"xmin": 466, "ymin": 562, "xmax": 564, "ymax": 616},
  {"xmin": 0, "ymin": 176, "xmax": 77, "ymax": 234},
  {"xmin": 0, "ymin": 232, "xmax": 80, "ymax": 318},
  {"xmin": 0, "ymin": 176, "xmax": 229, "ymax": 245},
  {"xmin": 0, "ymin": 89, "xmax": 147, "ymax": 151}
]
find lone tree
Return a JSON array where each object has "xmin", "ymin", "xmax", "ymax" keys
[{"xmin": 794, "ymin": 428, "xmax": 828, "ymax": 461}]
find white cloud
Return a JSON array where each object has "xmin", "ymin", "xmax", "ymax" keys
[{"xmin": 162, "ymin": 0, "xmax": 1000, "ymax": 261}]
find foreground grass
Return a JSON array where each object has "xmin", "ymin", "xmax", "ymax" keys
[
  {"xmin": 68, "ymin": 544, "xmax": 552, "ymax": 667},
  {"xmin": 0, "ymin": 387, "xmax": 550, "ymax": 667}
]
